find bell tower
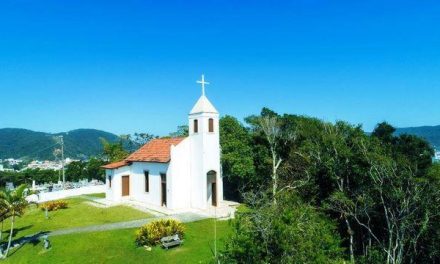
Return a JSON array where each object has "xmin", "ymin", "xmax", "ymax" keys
[{"xmin": 188, "ymin": 74, "xmax": 222, "ymax": 209}]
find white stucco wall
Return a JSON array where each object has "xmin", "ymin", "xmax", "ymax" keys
[
  {"xmin": 105, "ymin": 165, "xmax": 131, "ymax": 202},
  {"xmin": 106, "ymin": 162, "xmax": 169, "ymax": 207},
  {"xmin": 29, "ymin": 185, "xmax": 106, "ymax": 203},
  {"xmin": 189, "ymin": 112, "xmax": 223, "ymax": 209},
  {"xmin": 130, "ymin": 162, "xmax": 169, "ymax": 206},
  {"xmin": 168, "ymin": 138, "xmax": 191, "ymax": 210}
]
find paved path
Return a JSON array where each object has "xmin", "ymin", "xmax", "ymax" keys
[{"xmin": 50, "ymin": 212, "xmax": 209, "ymax": 237}]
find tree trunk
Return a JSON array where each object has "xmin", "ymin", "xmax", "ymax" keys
[
  {"xmin": 272, "ymin": 153, "xmax": 277, "ymax": 204},
  {"xmin": 0, "ymin": 221, "xmax": 3, "ymax": 241},
  {"xmin": 3, "ymin": 215, "xmax": 14, "ymax": 258},
  {"xmin": 345, "ymin": 218, "xmax": 355, "ymax": 263},
  {"xmin": 272, "ymin": 154, "xmax": 282, "ymax": 205}
]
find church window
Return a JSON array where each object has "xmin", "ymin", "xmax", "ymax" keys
[
  {"xmin": 194, "ymin": 119, "xmax": 199, "ymax": 133},
  {"xmin": 144, "ymin": 171, "xmax": 149, "ymax": 192},
  {"xmin": 209, "ymin": 118, "xmax": 214, "ymax": 132},
  {"xmin": 108, "ymin": 175, "xmax": 112, "ymax": 188}
]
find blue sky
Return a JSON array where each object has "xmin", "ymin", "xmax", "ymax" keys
[{"xmin": 0, "ymin": 0, "xmax": 439, "ymax": 136}]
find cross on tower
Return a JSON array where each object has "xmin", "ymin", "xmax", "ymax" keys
[{"xmin": 196, "ymin": 74, "xmax": 210, "ymax": 96}]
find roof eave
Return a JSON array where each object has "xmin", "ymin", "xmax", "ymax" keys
[
  {"xmin": 101, "ymin": 161, "xmax": 132, "ymax": 170},
  {"xmin": 189, "ymin": 111, "xmax": 219, "ymax": 115},
  {"xmin": 125, "ymin": 159, "xmax": 171, "ymax": 164}
]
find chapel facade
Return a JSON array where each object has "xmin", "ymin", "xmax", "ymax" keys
[{"xmin": 102, "ymin": 76, "xmax": 223, "ymax": 211}]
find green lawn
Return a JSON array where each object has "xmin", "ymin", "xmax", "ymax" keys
[
  {"xmin": 83, "ymin": 193, "xmax": 106, "ymax": 199},
  {"xmin": 2, "ymin": 196, "xmax": 152, "ymax": 238},
  {"xmin": 3, "ymin": 219, "xmax": 232, "ymax": 263}
]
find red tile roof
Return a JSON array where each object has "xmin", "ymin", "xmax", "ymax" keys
[
  {"xmin": 102, "ymin": 138, "xmax": 185, "ymax": 169},
  {"xmin": 126, "ymin": 137, "xmax": 185, "ymax": 163},
  {"xmin": 102, "ymin": 160, "xmax": 131, "ymax": 169}
]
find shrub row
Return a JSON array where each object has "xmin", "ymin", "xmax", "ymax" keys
[
  {"xmin": 40, "ymin": 200, "xmax": 68, "ymax": 211},
  {"xmin": 135, "ymin": 219, "xmax": 185, "ymax": 246}
]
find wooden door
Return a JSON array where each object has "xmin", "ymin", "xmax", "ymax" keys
[
  {"xmin": 122, "ymin": 175, "xmax": 130, "ymax": 196},
  {"xmin": 212, "ymin": 182, "xmax": 217, "ymax": 206}
]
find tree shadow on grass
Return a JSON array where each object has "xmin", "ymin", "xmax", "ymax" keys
[
  {"xmin": 12, "ymin": 225, "xmax": 34, "ymax": 238},
  {"xmin": 0, "ymin": 225, "xmax": 34, "ymax": 242},
  {"xmin": 3, "ymin": 231, "xmax": 51, "ymax": 258}
]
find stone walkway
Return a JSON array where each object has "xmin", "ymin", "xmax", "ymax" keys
[{"xmin": 50, "ymin": 212, "xmax": 209, "ymax": 237}]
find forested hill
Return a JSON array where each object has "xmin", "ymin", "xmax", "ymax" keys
[
  {"xmin": 0, "ymin": 128, "xmax": 119, "ymax": 160},
  {"xmin": 1, "ymin": 124, "xmax": 438, "ymax": 160},
  {"xmin": 396, "ymin": 125, "xmax": 440, "ymax": 149}
]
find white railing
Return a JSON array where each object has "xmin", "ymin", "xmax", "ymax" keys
[{"xmin": 27, "ymin": 185, "xmax": 106, "ymax": 203}]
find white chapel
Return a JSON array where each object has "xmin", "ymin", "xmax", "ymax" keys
[{"xmin": 103, "ymin": 75, "xmax": 223, "ymax": 211}]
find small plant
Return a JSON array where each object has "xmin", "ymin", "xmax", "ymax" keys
[
  {"xmin": 135, "ymin": 219, "xmax": 185, "ymax": 246},
  {"xmin": 40, "ymin": 200, "xmax": 68, "ymax": 211}
]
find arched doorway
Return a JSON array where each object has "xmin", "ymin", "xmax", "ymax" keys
[{"xmin": 207, "ymin": 170, "xmax": 217, "ymax": 207}]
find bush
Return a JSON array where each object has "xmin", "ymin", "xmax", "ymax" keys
[
  {"xmin": 40, "ymin": 200, "xmax": 68, "ymax": 211},
  {"xmin": 135, "ymin": 219, "xmax": 185, "ymax": 246},
  {"xmin": 221, "ymin": 192, "xmax": 344, "ymax": 264}
]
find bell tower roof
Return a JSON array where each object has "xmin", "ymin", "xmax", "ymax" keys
[
  {"xmin": 190, "ymin": 95, "xmax": 218, "ymax": 115},
  {"xmin": 190, "ymin": 74, "xmax": 218, "ymax": 115}
]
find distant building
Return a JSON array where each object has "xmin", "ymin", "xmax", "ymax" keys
[
  {"xmin": 5, "ymin": 158, "xmax": 22, "ymax": 165},
  {"xmin": 25, "ymin": 158, "xmax": 78, "ymax": 171},
  {"xmin": 27, "ymin": 160, "xmax": 62, "ymax": 171},
  {"xmin": 434, "ymin": 150, "xmax": 440, "ymax": 162},
  {"xmin": 0, "ymin": 164, "xmax": 3, "ymax": 171}
]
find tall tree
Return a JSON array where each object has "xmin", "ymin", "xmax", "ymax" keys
[
  {"xmin": 326, "ymin": 139, "xmax": 436, "ymax": 264},
  {"xmin": 100, "ymin": 138, "xmax": 129, "ymax": 162},
  {"xmin": 133, "ymin": 133, "xmax": 156, "ymax": 147},
  {"xmin": 120, "ymin": 133, "xmax": 156, "ymax": 152},
  {"xmin": 393, "ymin": 134, "xmax": 434, "ymax": 177},
  {"xmin": 0, "ymin": 184, "xmax": 31, "ymax": 258},
  {"xmin": 372, "ymin": 122, "xmax": 396, "ymax": 145},
  {"xmin": 259, "ymin": 116, "xmax": 283, "ymax": 203},
  {"xmin": 312, "ymin": 121, "xmax": 367, "ymax": 263},
  {"xmin": 222, "ymin": 190, "xmax": 343, "ymax": 263},
  {"xmin": 258, "ymin": 114, "xmax": 295, "ymax": 203},
  {"xmin": 222, "ymin": 111, "xmax": 440, "ymax": 263},
  {"xmin": 219, "ymin": 116, "xmax": 255, "ymax": 200},
  {"xmin": 169, "ymin": 125, "xmax": 189, "ymax": 138},
  {"xmin": 85, "ymin": 158, "xmax": 106, "ymax": 181},
  {"xmin": 65, "ymin": 161, "xmax": 86, "ymax": 181}
]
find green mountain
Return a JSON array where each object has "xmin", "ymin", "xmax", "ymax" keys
[
  {"xmin": 0, "ymin": 128, "xmax": 119, "ymax": 160},
  {"xmin": 395, "ymin": 125, "xmax": 440, "ymax": 149},
  {"xmin": 1, "ymin": 125, "xmax": 438, "ymax": 161}
]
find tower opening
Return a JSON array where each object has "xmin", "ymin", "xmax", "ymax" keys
[
  {"xmin": 194, "ymin": 119, "xmax": 198, "ymax": 133},
  {"xmin": 209, "ymin": 118, "xmax": 214, "ymax": 132}
]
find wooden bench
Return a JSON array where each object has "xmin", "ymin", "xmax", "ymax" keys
[{"xmin": 160, "ymin": 234, "xmax": 183, "ymax": 249}]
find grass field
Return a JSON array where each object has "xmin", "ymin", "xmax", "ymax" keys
[
  {"xmin": 0, "ymin": 195, "xmax": 232, "ymax": 263},
  {"xmin": 1, "ymin": 196, "xmax": 152, "ymax": 238},
  {"xmin": 3, "ymin": 219, "xmax": 231, "ymax": 263},
  {"xmin": 83, "ymin": 192, "xmax": 106, "ymax": 199}
]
